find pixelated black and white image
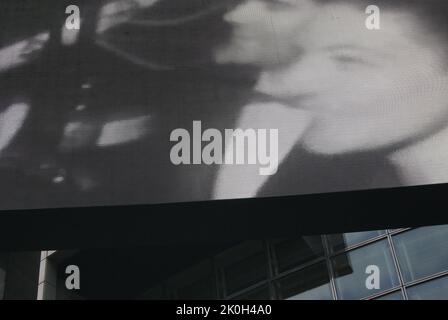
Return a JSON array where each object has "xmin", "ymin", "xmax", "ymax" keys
[{"xmin": 2, "ymin": 0, "xmax": 448, "ymax": 210}]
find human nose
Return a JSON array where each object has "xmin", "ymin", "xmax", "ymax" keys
[{"xmin": 223, "ymin": 0, "xmax": 267, "ymax": 24}]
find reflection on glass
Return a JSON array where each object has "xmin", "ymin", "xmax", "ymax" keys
[
  {"xmin": 273, "ymin": 236, "xmax": 324, "ymax": 273},
  {"xmin": 223, "ymin": 252, "xmax": 267, "ymax": 295},
  {"xmin": 393, "ymin": 226, "xmax": 448, "ymax": 283},
  {"xmin": 328, "ymin": 230, "xmax": 386, "ymax": 252},
  {"xmin": 407, "ymin": 276, "xmax": 448, "ymax": 300},
  {"xmin": 176, "ymin": 275, "xmax": 217, "ymax": 299},
  {"xmin": 0, "ymin": 253, "xmax": 6, "ymax": 300},
  {"xmin": 0, "ymin": 267, "xmax": 5, "ymax": 300},
  {"xmin": 374, "ymin": 290, "xmax": 403, "ymax": 300},
  {"xmin": 233, "ymin": 285, "xmax": 271, "ymax": 300},
  {"xmin": 332, "ymin": 240, "xmax": 399, "ymax": 300},
  {"xmin": 275, "ymin": 262, "xmax": 333, "ymax": 300},
  {"xmin": 139, "ymin": 285, "xmax": 167, "ymax": 300},
  {"xmin": 221, "ymin": 242, "xmax": 268, "ymax": 295},
  {"xmin": 166, "ymin": 260, "xmax": 218, "ymax": 300}
]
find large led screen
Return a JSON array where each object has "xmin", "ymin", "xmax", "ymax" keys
[{"xmin": 1, "ymin": 0, "xmax": 448, "ymax": 213}]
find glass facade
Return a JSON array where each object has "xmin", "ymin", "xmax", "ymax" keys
[
  {"xmin": 139, "ymin": 225, "xmax": 448, "ymax": 300},
  {"xmin": 2, "ymin": 225, "xmax": 447, "ymax": 300},
  {"xmin": 0, "ymin": 253, "xmax": 7, "ymax": 300}
]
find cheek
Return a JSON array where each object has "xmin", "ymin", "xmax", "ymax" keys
[
  {"xmin": 323, "ymin": 63, "xmax": 431, "ymax": 114},
  {"xmin": 304, "ymin": 75, "xmax": 448, "ymax": 154}
]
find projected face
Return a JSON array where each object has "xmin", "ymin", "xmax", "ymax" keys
[{"xmin": 218, "ymin": 0, "xmax": 448, "ymax": 155}]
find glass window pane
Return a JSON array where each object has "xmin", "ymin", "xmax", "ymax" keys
[
  {"xmin": 167, "ymin": 260, "xmax": 217, "ymax": 300},
  {"xmin": 219, "ymin": 241, "xmax": 268, "ymax": 295},
  {"xmin": 388, "ymin": 229, "xmax": 408, "ymax": 233},
  {"xmin": 328, "ymin": 230, "xmax": 386, "ymax": 252},
  {"xmin": 332, "ymin": 240, "xmax": 399, "ymax": 300},
  {"xmin": 177, "ymin": 275, "xmax": 217, "ymax": 299},
  {"xmin": 393, "ymin": 226, "xmax": 448, "ymax": 283},
  {"xmin": 233, "ymin": 285, "xmax": 271, "ymax": 300},
  {"xmin": 224, "ymin": 252, "xmax": 267, "ymax": 295},
  {"xmin": 374, "ymin": 291, "xmax": 404, "ymax": 300},
  {"xmin": 0, "ymin": 268, "xmax": 5, "ymax": 300},
  {"xmin": 273, "ymin": 236, "xmax": 324, "ymax": 273},
  {"xmin": 275, "ymin": 262, "xmax": 333, "ymax": 300},
  {"xmin": 407, "ymin": 276, "xmax": 448, "ymax": 300},
  {"xmin": 0, "ymin": 253, "xmax": 7, "ymax": 300}
]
